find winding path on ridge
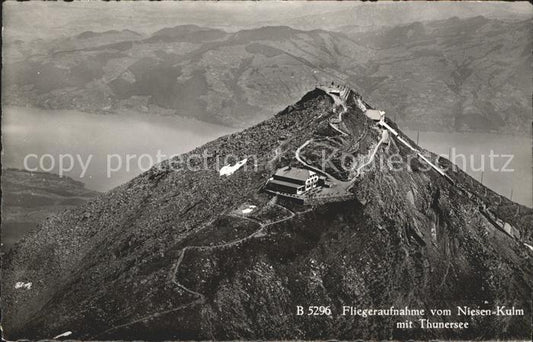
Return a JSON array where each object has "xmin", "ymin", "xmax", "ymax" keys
[
  {"xmin": 93, "ymin": 203, "xmax": 298, "ymax": 338},
  {"xmin": 352, "ymin": 129, "xmax": 388, "ymax": 180},
  {"xmin": 295, "ymin": 87, "xmax": 384, "ymax": 185},
  {"xmin": 329, "ymin": 102, "xmax": 349, "ymax": 136},
  {"xmin": 295, "ymin": 139, "xmax": 342, "ymax": 182},
  {"xmin": 322, "ymin": 86, "xmax": 350, "ymax": 136},
  {"xmin": 294, "ymin": 87, "xmax": 350, "ymax": 183}
]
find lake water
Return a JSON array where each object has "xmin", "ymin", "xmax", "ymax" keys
[
  {"xmin": 1, "ymin": 106, "xmax": 531, "ymax": 207},
  {"xmin": 1, "ymin": 106, "xmax": 236, "ymax": 191},
  {"xmin": 404, "ymin": 129, "xmax": 532, "ymax": 207}
]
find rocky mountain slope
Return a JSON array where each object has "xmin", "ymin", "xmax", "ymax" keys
[
  {"xmin": 4, "ymin": 16, "xmax": 531, "ymax": 132},
  {"xmin": 1, "ymin": 169, "xmax": 99, "ymax": 251},
  {"xmin": 2, "ymin": 88, "xmax": 531, "ymax": 340}
]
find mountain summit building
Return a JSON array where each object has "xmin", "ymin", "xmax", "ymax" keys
[{"xmin": 265, "ymin": 166, "xmax": 319, "ymax": 195}]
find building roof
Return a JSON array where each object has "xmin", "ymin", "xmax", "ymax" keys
[
  {"xmin": 267, "ymin": 179, "xmax": 304, "ymax": 189},
  {"xmin": 274, "ymin": 166, "xmax": 316, "ymax": 182},
  {"xmin": 364, "ymin": 109, "xmax": 384, "ymax": 121}
]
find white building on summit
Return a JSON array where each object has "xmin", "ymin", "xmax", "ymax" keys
[
  {"xmin": 265, "ymin": 166, "xmax": 319, "ymax": 195},
  {"xmin": 364, "ymin": 109, "xmax": 386, "ymax": 121}
]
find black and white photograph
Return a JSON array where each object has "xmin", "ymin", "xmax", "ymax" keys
[{"xmin": 1, "ymin": 1, "xmax": 532, "ymax": 340}]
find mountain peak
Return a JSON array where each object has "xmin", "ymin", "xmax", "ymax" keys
[
  {"xmin": 233, "ymin": 25, "xmax": 304, "ymax": 42},
  {"xmin": 3, "ymin": 86, "xmax": 532, "ymax": 340},
  {"xmin": 147, "ymin": 25, "xmax": 228, "ymax": 43},
  {"xmin": 77, "ymin": 29, "xmax": 141, "ymax": 39}
]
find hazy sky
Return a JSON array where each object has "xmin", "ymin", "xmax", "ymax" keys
[{"xmin": 3, "ymin": 1, "xmax": 532, "ymax": 41}]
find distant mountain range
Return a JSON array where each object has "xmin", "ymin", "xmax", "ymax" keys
[
  {"xmin": 1, "ymin": 169, "xmax": 99, "ymax": 251},
  {"xmin": 4, "ymin": 16, "xmax": 531, "ymax": 133}
]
